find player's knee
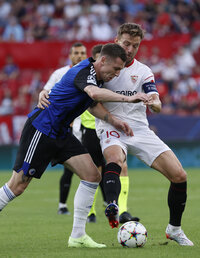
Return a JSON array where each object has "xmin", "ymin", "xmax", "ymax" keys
[
  {"xmin": 172, "ymin": 167, "xmax": 187, "ymax": 183},
  {"xmin": 106, "ymin": 156, "xmax": 123, "ymax": 167},
  {"xmin": 82, "ymin": 168, "xmax": 101, "ymax": 183},
  {"xmin": 94, "ymin": 170, "xmax": 102, "ymax": 182}
]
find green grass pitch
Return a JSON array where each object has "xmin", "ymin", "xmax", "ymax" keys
[{"xmin": 0, "ymin": 168, "xmax": 199, "ymax": 258}]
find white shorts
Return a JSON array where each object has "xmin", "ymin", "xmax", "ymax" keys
[{"xmin": 97, "ymin": 124, "xmax": 170, "ymax": 167}]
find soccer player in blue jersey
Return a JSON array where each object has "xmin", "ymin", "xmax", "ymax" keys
[
  {"xmin": 39, "ymin": 43, "xmax": 140, "ymax": 223},
  {"xmin": 0, "ymin": 43, "xmax": 151, "ymax": 248},
  {"xmin": 39, "ymin": 42, "xmax": 88, "ymax": 215}
]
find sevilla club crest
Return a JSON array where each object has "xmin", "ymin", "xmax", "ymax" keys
[{"xmin": 131, "ymin": 75, "xmax": 138, "ymax": 83}]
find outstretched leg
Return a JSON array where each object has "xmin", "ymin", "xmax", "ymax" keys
[
  {"xmin": 0, "ymin": 170, "xmax": 32, "ymax": 211},
  {"xmin": 152, "ymin": 150, "xmax": 194, "ymax": 246},
  {"xmin": 65, "ymin": 153, "xmax": 106, "ymax": 248}
]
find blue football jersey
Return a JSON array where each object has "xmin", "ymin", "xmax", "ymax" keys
[{"xmin": 28, "ymin": 57, "xmax": 103, "ymax": 139}]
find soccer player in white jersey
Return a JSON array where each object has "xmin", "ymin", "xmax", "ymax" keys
[
  {"xmin": 38, "ymin": 42, "xmax": 87, "ymax": 215},
  {"xmin": 96, "ymin": 23, "xmax": 194, "ymax": 246}
]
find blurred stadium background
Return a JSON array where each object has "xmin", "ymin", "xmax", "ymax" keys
[{"xmin": 0, "ymin": 0, "xmax": 200, "ymax": 170}]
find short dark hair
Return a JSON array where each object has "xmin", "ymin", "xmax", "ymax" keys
[
  {"xmin": 69, "ymin": 42, "xmax": 86, "ymax": 54},
  {"xmin": 100, "ymin": 43, "xmax": 127, "ymax": 63},
  {"xmin": 92, "ymin": 44, "xmax": 103, "ymax": 59},
  {"xmin": 117, "ymin": 23, "xmax": 145, "ymax": 40}
]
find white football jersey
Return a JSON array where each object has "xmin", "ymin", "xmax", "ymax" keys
[
  {"xmin": 96, "ymin": 59, "xmax": 158, "ymax": 128},
  {"xmin": 44, "ymin": 65, "xmax": 71, "ymax": 91}
]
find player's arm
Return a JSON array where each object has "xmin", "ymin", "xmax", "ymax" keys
[
  {"xmin": 37, "ymin": 89, "xmax": 50, "ymax": 109},
  {"xmin": 37, "ymin": 71, "xmax": 59, "ymax": 109},
  {"xmin": 147, "ymin": 93, "xmax": 162, "ymax": 113},
  {"xmin": 142, "ymin": 71, "xmax": 161, "ymax": 112},
  {"xmin": 84, "ymin": 85, "xmax": 149, "ymax": 103},
  {"xmin": 88, "ymin": 102, "xmax": 133, "ymax": 136}
]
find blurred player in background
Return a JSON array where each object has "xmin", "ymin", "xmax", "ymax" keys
[
  {"xmin": 0, "ymin": 43, "xmax": 150, "ymax": 248},
  {"xmin": 38, "ymin": 42, "xmax": 87, "ymax": 215},
  {"xmin": 96, "ymin": 23, "xmax": 194, "ymax": 246}
]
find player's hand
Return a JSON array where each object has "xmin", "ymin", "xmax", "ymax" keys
[
  {"xmin": 145, "ymin": 94, "xmax": 161, "ymax": 113},
  {"xmin": 129, "ymin": 93, "xmax": 150, "ymax": 103},
  {"xmin": 37, "ymin": 89, "xmax": 50, "ymax": 109},
  {"xmin": 111, "ymin": 116, "xmax": 133, "ymax": 136},
  {"xmin": 145, "ymin": 95, "xmax": 155, "ymax": 105}
]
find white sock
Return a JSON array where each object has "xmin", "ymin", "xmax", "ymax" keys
[
  {"xmin": 167, "ymin": 224, "xmax": 181, "ymax": 232},
  {"xmin": 71, "ymin": 180, "xmax": 98, "ymax": 238},
  {"xmin": 0, "ymin": 183, "xmax": 16, "ymax": 211},
  {"xmin": 59, "ymin": 203, "xmax": 67, "ymax": 209}
]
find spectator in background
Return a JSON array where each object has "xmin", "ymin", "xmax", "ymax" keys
[
  {"xmin": 123, "ymin": 0, "xmax": 145, "ymax": 18},
  {"xmin": 0, "ymin": 0, "xmax": 11, "ymax": 20},
  {"xmin": 161, "ymin": 58, "xmax": 179, "ymax": 93},
  {"xmin": 171, "ymin": 82, "xmax": 183, "ymax": 111},
  {"xmin": 154, "ymin": 4, "xmax": 172, "ymax": 37},
  {"xmin": 0, "ymin": 0, "xmax": 11, "ymax": 38},
  {"xmin": 171, "ymin": 1, "xmax": 191, "ymax": 34},
  {"xmin": 176, "ymin": 73, "xmax": 197, "ymax": 97},
  {"xmin": 3, "ymin": 16, "xmax": 24, "ymax": 42},
  {"xmin": 12, "ymin": 0, "xmax": 27, "ymax": 25},
  {"xmin": 0, "ymin": 88, "xmax": 13, "ymax": 115},
  {"xmin": 53, "ymin": 0, "xmax": 65, "ymax": 19},
  {"xmin": 175, "ymin": 46, "xmax": 196, "ymax": 76},
  {"xmin": 13, "ymin": 86, "xmax": 30, "ymax": 115},
  {"xmin": 3, "ymin": 55, "xmax": 19, "ymax": 79},
  {"xmin": 91, "ymin": 16, "xmax": 114, "ymax": 41},
  {"xmin": 149, "ymin": 47, "xmax": 164, "ymax": 78},
  {"xmin": 91, "ymin": 0, "xmax": 109, "ymax": 17},
  {"xmin": 37, "ymin": 0, "xmax": 55, "ymax": 18},
  {"xmin": 31, "ymin": 16, "xmax": 49, "ymax": 40},
  {"xmin": 160, "ymin": 94, "xmax": 175, "ymax": 115},
  {"xmin": 181, "ymin": 85, "xmax": 200, "ymax": 115},
  {"xmin": 64, "ymin": 1, "xmax": 81, "ymax": 21},
  {"xmin": 65, "ymin": 22, "xmax": 90, "ymax": 41},
  {"xmin": 29, "ymin": 71, "xmax": 43, "ymax": 94}
]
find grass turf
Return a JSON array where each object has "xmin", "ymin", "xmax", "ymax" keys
[{"xmin": 0, "ymin": 168, "xmax": 199, "ymax": 258}]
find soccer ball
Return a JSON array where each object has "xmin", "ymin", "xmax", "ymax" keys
[{"xmin": 117, "ymin": 221, "xmax": 147, "ymax": 248}]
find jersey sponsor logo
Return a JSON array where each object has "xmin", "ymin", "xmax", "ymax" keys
[
  {"xmin": 131, "ymin": 75, "xmax": 138, "ymax": 83},
  {"xmin": 87, "ymin": 75, "xmax": 97, "ymax": 85},
  {"xmin": 116, "ymin": 90, "xmax": 137, "ymax": 96}
]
